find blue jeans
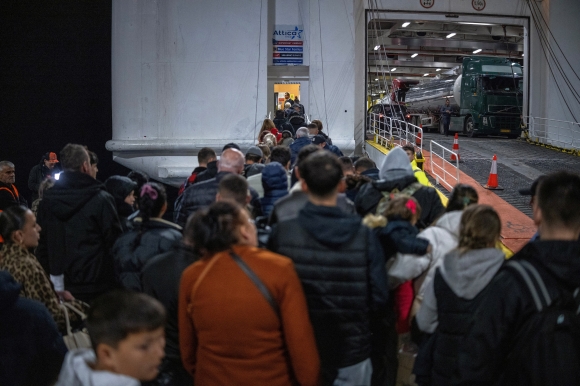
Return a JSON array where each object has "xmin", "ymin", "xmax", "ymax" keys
[{"xmin": 333, "ymin": 358, "xmax": 373, "ymax": 386}]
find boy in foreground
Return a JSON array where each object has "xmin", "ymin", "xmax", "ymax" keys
[{"xmin": 55, "ymin": 290, "xmax": 166, "ymax": 386}]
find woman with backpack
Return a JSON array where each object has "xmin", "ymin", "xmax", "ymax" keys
[
  {"xmin": 414, "ymin": 204, "xmax": 505, "ymax": 386},
  {"xmin": 258, "ymin": 119, "xmax": 282, "ymax": 143},
  {"xmin": 112, "ymin": 183, "xmax": 182, "ymax": 291}
]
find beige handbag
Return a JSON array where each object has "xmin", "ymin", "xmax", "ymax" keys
[{"xmin": 59, "ymin": 302, "xmax": 92, "ymax": 350}]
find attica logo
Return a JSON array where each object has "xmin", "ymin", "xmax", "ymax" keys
[{"xmin": 273, "ymin": 26, "xmax": 303, "ymax": 39}]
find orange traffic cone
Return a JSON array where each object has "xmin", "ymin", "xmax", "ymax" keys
[
  {"xmin": 416, "ymin": 125, "xmax": 422, "ymax": 147},
  {"xmin": 450, "ymin": 133, "xmax": 460, "ymax": 161},
  {"xmin": 483, "ymin": 154, "xmax": 504, "ymax": 190}
]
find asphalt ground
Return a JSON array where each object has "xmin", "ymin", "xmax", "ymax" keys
[{"xmin": 422, "ymin": 132, "xmax": 580, "ymax": 219}]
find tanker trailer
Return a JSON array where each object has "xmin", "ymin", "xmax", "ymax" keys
[{"xmin": 405, "ymin": 56, "xmax": 523, "ymax": 137}]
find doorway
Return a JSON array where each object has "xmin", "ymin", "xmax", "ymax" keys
[{"xmin": 273, "ymin": 82, "xmax": 301, "ymax": 111}]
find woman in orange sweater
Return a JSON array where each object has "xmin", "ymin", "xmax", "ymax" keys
[{"xmin": 178, "ymin": 201, "xmax": 320, "ymax": 386}]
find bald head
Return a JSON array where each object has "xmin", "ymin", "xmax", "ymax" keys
[{"xmin": 218, "ymin": 148, "xmax": 245, "ymax": 174}]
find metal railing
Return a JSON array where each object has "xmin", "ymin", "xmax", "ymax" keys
[
  {"xmin": 429, "ymin": 140, "xmax": 460, "ymax": 191},
  {"xmin": 368, "ymin": 113, "xmax": 423, "ymax": 154},
  {"xmin": 525, "ymin": 116, "xmax": 580, "ymax": 150}
]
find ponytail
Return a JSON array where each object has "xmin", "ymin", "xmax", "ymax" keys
[{"xmin": 131, "ymin": 183, "xmax": 167, "ymax": 250}]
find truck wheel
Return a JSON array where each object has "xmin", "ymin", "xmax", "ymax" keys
[{"xmin": 464, "ymin": 117, "xmax": 477, "ymax": 138}]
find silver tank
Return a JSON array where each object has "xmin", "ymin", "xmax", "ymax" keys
[{"xmin": 405, "ymin": 75, "xmax": 462, "ymax": 113}]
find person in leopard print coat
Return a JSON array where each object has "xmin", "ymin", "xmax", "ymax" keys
[{"xmin": 0, "ymin": 205, "xmax": 84, "ymax": 334}]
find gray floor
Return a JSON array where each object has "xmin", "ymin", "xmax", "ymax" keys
[{"xmin": 422, "ymin": 133, "xmax": 580, "ymax": 218}]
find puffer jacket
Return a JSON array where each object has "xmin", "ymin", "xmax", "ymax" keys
[
  {"xmin": 260, "ymin": 162, "xmax": 288, "ymax": 218},
  {"xmin": 289, "ymin": 137, "xmax": 313, "ymax": 165},
  {"xmin": 389, "ymin": 211, "xmax": 462, "ymax": 304},
  {"xmin": 0, "ymin": 271, "xmax": 67, "ymax": 386},
  {"xmin": 193, "ymin": 160, "xmax": 218, "ymax": 185},
  {"xmin": 112, "ymin": 218, "xmax": 182, "ymax": 291},
  {"xmin": 268, "ymin": 202, "xmax": 388, "ymax": 375},
  {"xmin": 355, "ymin": 147, "xmax": 444, "ymax": 229},
  {"xmin": 174, "ymin": 172, "xmax": 262, "ymax": 227}
]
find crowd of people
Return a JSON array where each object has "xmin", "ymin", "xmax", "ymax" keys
[{"xmin": 0, "ymin": 118, "xmax": 579, "ymax": 386}]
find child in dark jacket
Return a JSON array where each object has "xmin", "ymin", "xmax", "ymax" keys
[{"xmin": 364, "ymin": 195, "xmax": 431, "ymax": 386}]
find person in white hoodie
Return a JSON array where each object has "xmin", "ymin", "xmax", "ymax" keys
[
  {"xmin": 389, "ymin": 184, "xmax": 479, "ymax": 319},
  {"xmin": 414, "ymin": 204, "xmax": 505, "ymax": 386},
  {"xmin": 55, "ymin": 290, "xmax": 166, "ymax": 386}
]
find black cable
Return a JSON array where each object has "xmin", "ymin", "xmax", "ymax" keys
[{"xmin": 527, "ymin": 0, "xmax": 579, "ymax": 122}]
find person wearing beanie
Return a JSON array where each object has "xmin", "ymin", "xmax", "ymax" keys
[
  {"xmin": 105, "ymin": 176, "xmax": 138, "ymax": 232},
  {"xmin": 28, "ymin": 152, "xmax": 63, "ymax": 202},
  {"xmin": 243, "ymin": 146, "xmax": 265, "ymax": 178}
]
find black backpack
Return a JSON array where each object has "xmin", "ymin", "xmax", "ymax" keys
[{"xmin": 503, "ymin": 260, "xmax": 580, "ymax": 385}]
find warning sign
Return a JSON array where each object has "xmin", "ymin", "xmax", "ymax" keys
[
  {"xmin": 472, "ymin": 0, "xmax": 486, "ymax": 11},
  {"xmin": 420, "ymin": 0, "xmax": 434, "ymax": 8}
]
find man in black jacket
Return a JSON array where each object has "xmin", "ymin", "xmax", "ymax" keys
[
  {"xmin": 453, "ymin": 171, "xmax": 580, "ymax": 386},
  {"xmin": 355, "ymin": 147, "xmax": 444, "ymax": 230},
  {"xmin": 268, "ymin": 151, "xmax": 388, "ymax": 385},
  {"xmin": 174, "ymin": 148, "xmax": 260, "ymax": 227},
  {"xmin": 37, "ymin": 143, "xmax": 123, "ymax": 303}
]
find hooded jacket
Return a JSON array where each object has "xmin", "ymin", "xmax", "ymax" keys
[
  {"xmin": 55, "ymin": 349, "xmax": 140, "ymax": 386},
  {"xmin": 355, "ymin": 147, "xmax": 445, "ymax": 229},
  {"xmin": 37, "ymin": 171, "xmax": 123, "ymax": 301},
  {"xmin": 289, "ymin": 136, "xmax": 313, "ymax": 166},
  {"xmin": 454, "ymin": 240, "xmax": 580, "ymax": 386},
  {"xmin": 268, "ymin": 202, "xmax": 389, "ymax": 372},
  {"xmin": 0, "ymin": 271, "xmax": 67, "ymax": 386},
  {"xmin": 390, "ymin": 211, "xmax": 462, "ymax": 303},
  {"xmin": 273, "ymin": 118, "xmax": 295, "ymax": 137},
  {"xmin": 260, "ymin": 162, "xmax": 288, "ymax": 218},
  {"xmin": 112, "ymin": 217, "xmax": 182, "ymax": 291},
  {"xmin": 105, "ymin": 176, "xmax": 137, "ymax": 231},
  {"xmin": 416, "ymin": 248, "xmax": 505, "ymax": 386},
  {"xmin": 28, "ymin": 158, "xmax": 62, "ymax": 201}
]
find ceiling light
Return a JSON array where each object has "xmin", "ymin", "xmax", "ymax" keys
[
  {"xmin": 402, "ymin": 22, "xmax": 411, "ymax": 28},
  {"xmin": 411, "ymin": 53, "xmax": 418, "ymax": 58},
  {"xmin": 473, "ymin": 49, "xmax": 482, "ymax": 54},
  {"xmin": 436, "ymin": 68, "xmax": 441, "ymax": 71},
  {"xmin": 423, "ymin": 73, "xmax": 430, "ymax": 77},
  {"xmin": 390, "ymin": 68, "xmax": 397, "ymax": 72},
  {"xmin": 457, "ymin": 22, "xmax": 494, "ymax": 26},
  {"xmin": 446, "ymin": 33, "xmax": 457, "ymax": 38},
  {"xmin": 374, "ymin": 45, "xmax": 380, "ymax": 51}
]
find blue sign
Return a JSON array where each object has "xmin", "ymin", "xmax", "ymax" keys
[
  {"xmin": 273, "ymin": 59, "xmax": 304, "ymax": 64},
  {"xmin": 276, "ymin": 47, "xmax": 303, "ymax": 52}
]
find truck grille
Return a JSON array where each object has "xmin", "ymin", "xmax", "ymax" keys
[
  {"xmin": 488, "ymin": 105, "xmax": 519, "ymax": 113},
  {"xmin": 490, "ymin": 115, "xmax": 520, "ymax": 129}
]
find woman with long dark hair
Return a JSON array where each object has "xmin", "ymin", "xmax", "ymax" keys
[
  {"xmin": 178, "ymin": 201, "xmax": 320, "ymax": 385},
  {"xmin": 112, "ymin": 182, "xmax": 182, "ymax": 291}
]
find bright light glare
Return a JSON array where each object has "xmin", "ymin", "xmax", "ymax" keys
[
  {"xmin": 436, "ymin": 68, "xmax": 441, "ymax": 71},
  {"xmin": 374, "ymin": 45, "xmax": 380, "ymax": 50},
  {"xmin": 411, "ymin": 53, "xmax": 418, "ymax": 58},
  {"xmin": 390, "ymin": 68, "xmax": 397, "ymax": 72},
  {"xmin": 522, "ymin": 53, "xmax": 525, "ymax": 57},
  {"xmin": 473, "ymin": 49, "xmax": 482, "ymax": 54},
  {"xmin": 423, "ymin": 73, "xmax": 429, "ymax": 77},
  {"xmin": 446, "ymin": 33, "xmax": 457, "ymax": 38},
  {"xmin": 402, "ymin": 22, "xmax": 411, "ymax": 28},
  {"xmin": 375, "ymin": 78, "xmax": 379, "ymax": 81}
]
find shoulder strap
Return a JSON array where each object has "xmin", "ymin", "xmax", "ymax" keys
[
  {"xmin": 189, "ymin": 254, "xmax": 223, "ymax": 306},
  {"xmin": 402, "ymin": 181, "xmax": 423, "ymax": 196},
  {"xmin": 230, "ymin": 251, "xmax": 280, "ymax": 317},
  {"xmin": 506, "ymin": 260, "xmax": 552, "ymax": 311}
]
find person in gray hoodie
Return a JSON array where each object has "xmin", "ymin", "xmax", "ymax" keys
[
  {"xmin": 414, "ymin": 205, "xmax": 505, "ymax": 386},
  {"xmin": 389, "ymin": 184, "xmax": 479, "ymax": 318},
  {"xmin": 355, "ymin": 147, "xmax": 444, "ymax": 230}
]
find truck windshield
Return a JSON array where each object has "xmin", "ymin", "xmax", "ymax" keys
[{"xmin": 481, "ymin": 76, "xmax": 521, "ymax": 93}]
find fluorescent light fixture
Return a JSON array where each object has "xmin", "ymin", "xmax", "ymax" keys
[
  {"xmin": 458, "ymin": 22, "xmax": 494, "ymax": 26},
  {"xmin": 473, "ymin": 49, "xmax": 482, "ymax": 54},
  {"xmin": 402, "ymin": 22, "xmax": 411, "ymax": 28},
  {"xmin": 436, "ymin": 68, "xmax": 441, "ymax": 71},
  {"xmin": 446, "ymin": 32, "xmax": 456, "ymax": 38},
  {"xmin": 423, "ymin": 73, "xmax": 430, "ymax": 77},
  {"xmin": 374, "ymin": 45, "xmax": 380, "ymax": 50},
  {"xmin": 390, "ymin": 68, "xmax": 397, "ymax": 72},
  {"xmin": 411, "ymin": 53, "xmax": 418, "ymax": 58}
]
